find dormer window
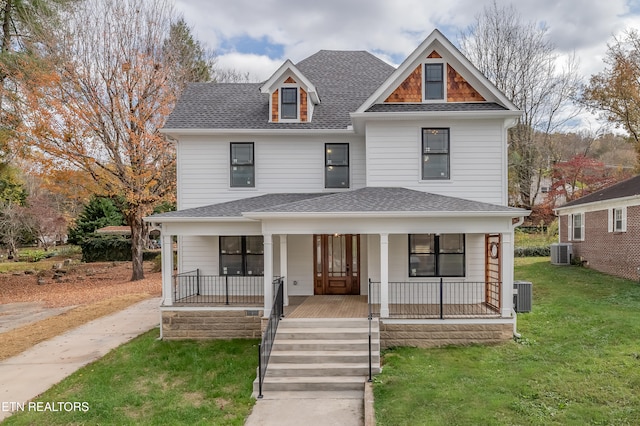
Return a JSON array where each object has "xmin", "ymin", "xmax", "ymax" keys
[
  {"xmin": 424, "ymin": 63, "xmax": 444, "ymax": 100},
  {"xmin": 281, "ymin": 87, "xmax": 298, "ymax": 120}
]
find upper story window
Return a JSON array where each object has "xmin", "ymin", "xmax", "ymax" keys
[
  {"xmin": 422, "ymin": 128, "xmax": 449, "ymax": 180},
  {"xmin": 230, "ymin": 142, "xmax": 254, "ymax": 188},
  {"xmin": 325, "ymin": 143, "xmax": 349, "ymax": 188},
  {"xmin": 409, "ymin": 234, "xmax": 465, "ymax": 277},
  {"xmin": 219, "ymin": 236, "xmax": 264, "ymax": 276},
  {"xmin": 424, "ymin": 63, "xmax": 444, "ymax": 100},
  {"xmin": 571, "ymin": 213, "xmax": 584, "ymax": 241},
  {"xmin": 280, "ymin": 87, "xmax": 298, "ymax": 120}
]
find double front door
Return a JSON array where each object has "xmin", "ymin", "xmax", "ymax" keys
[{"xmin": 313, "ymin": 234, "xmax": 360, "ymax": 295}]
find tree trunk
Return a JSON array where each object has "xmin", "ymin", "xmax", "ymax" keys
[{"xmin": 127, "ymin": 210, "xmax": 145, "ymax": 281}]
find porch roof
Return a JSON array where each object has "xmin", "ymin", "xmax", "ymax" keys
[{"xmin": 146, "ymin": 187, "xmax": 528, "ymax": 223}]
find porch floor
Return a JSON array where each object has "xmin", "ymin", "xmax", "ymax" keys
[
  {"xmin": 284, "ymin": 296, "xmax": 500, "ymax": 319},
  {"xmin": 286, "ymin": 296, "xmax": 369, "ymax": 318}
]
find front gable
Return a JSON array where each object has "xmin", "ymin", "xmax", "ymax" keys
[{"xmin": 358, "ymin": 30, "xmax": 518, "ymax": 113}]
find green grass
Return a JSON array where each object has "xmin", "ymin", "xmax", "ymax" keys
[
  {"xmin": 374, "ymin": 258, "xmax": 640, "ymax": 425},
  {"xmin": 514, "ymin": 229, "xmax": 558, "ymax": 248},
  {"xmin": 3, "ymin": 331, "xmax": 259, "ymax": 425},
  {"xmin": 0, "ymin": 246, "xmax": 82, "ymax": 273}
]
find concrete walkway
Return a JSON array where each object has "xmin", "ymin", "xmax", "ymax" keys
[
  {"xmin": 0, "ymin": 297, "xmax": 161, "ymax": 422},
  {"xmin": 245, "ymin": 390, "xmax": 365, "ymax": 426}
]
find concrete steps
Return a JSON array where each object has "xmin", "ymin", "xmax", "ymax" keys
[{"xmin": 253, "ymin": 317, "xmax": 380, "ymax": 395}]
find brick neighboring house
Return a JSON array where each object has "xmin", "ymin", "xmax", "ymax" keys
[{"xmin": 555, "ymin": 175, "xmax": 640, "ymax": 281}]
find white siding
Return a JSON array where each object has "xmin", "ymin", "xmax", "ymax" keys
[
  {"xmin": 287, "ymin": 235, "xmax": 314, "ymax": 295},
  {"xmin": 179, "ymin": 236, "xmax": 217, "ymax": 275},
  {"xmin": 177, "ymin": 134, "xmax": 365, "ymax": 209},
  {"xmin": 365, "ymin": 119, "xmax": 506, "ymax": 204}
]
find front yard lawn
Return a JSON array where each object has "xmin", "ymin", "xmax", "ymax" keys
[
  {"xmin": 4, "ymin": 258, "xmax": 639, "ymax": 425},
  {"xmin": 3, "ymin": 333, "xmax": 258, "ymax": 425},
  {"xmin": 374, "ymin": 258, "xmax": 640, "ymax": 425}
]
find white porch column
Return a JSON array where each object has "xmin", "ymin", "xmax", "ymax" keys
[
  {"xmin": 380, "ymin": 233, "xmax": 389, "ymax": 318},
  {"xmin": 161, "ymin": 234, "xmax": 173, "ymax": 306},
  {"xmin": 501, "ymin": 231, "xmax": 514, "ymax": 317},
  {"xmin": 279, "ymin": 235, "xmax": 289, "ymax": 306},
  {"xmin": 263, "ymin": 233, "xmax": 273, "ymax": 317}
]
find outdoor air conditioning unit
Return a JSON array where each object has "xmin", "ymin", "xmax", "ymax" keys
[
  {"xmin": 550, "ymin": 243, "xmax": 572, "ymax": 265},
  {"xmin": 513, "ymin": 281, "xmax": 533, "ymax": 313}
]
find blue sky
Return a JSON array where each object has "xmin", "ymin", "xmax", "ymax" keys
[{"xmin": 175, "ymin": 0, "xmax": 640, "ymax": 84}]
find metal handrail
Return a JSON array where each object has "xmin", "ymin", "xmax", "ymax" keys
[
  {"xmin": 257, "ymin": 277, "xmax": 284, "ymax": 399},
  {"xmin": 368, "ymin": 278, "xmax": 373, "ymax": 383}
]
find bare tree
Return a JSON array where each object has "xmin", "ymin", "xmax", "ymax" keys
[
  {"xmin": 214, "ymin": 68, "xmax": 256, "ymax": 83},
  {"xmin": 22, "ymin": 192, "xmax": 67, "ymax": 250},
  {"xmin": 15, "ymin": 0, "xmax": 196, "ymax": 280},
  {"xmin": 0, "ymin": 201, "xmax": 27, "ymax": 257},
  {"xmin": 458, "ymin": 1, "xmax": 582, "ymax": 209}
]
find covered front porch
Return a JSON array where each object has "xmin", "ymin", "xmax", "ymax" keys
[{"xmin": 146, "ymin": 188, "xmax": 529, "ymax": 340}]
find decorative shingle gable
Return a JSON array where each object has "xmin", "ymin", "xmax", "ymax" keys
[
  {"xmin": 384, "ymin": 49, "xmax": 484, "ymax": 103},
  {"xmin": 447, "ymin": 65, "xmax": 485, "ymax": 102},
  {"xmin": 271, "ymin": 90, "xmax": 279, "ymax": 122},
  {"xmin": 385, "ymin": 66, "xmax": 422, "ymax": 103}
]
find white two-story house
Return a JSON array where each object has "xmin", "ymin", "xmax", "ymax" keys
[{"xmin": 146, "ymin": 29, "xmax": 529, "ymax": 348}]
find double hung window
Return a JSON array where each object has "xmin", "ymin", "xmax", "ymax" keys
[
  {"xmin": 219, "ymin": 236, "xmax": 264, "ymax": 276},
  {"xmin": 281, "ymin": 87, "xmax": 298, "ymax": 119},
  {"xmin": 325, "ymin": 143, "xmax": 349, "ymax": 188},
  {"xmin": 230, "ymin": 143, "xmax": 254, "ymax": 187},
  {"xmin": 424, "ymin": 63, "xmax": 444, "ymax": 100},
  {"xmin": 422, "ymin": 128, "xmax": 450, "ymax": 180},
  {"xmin": 571, "ymin": 213, "xmax": 584, "ymax": 241},
  {"xmin": 409, "ymin": 234, "xmax": 465, "ymax": 277},
  {"xmin": 611, "ymin": 207, "xmax": 627, "ymax": 232}
]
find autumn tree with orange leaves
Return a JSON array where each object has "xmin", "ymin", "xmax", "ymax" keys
[
  {"xmin": 15, "ymin": 0, "xmax": 210, "ymax": 280},
  {"xmin": 583, "ymin": 30, "xmax": 640, "ymax": 170}
]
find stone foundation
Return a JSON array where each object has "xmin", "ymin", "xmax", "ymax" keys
[
  {"xmin": 379, "ymin": 321, "xmax": 513, "ymax": 348},
  {"xmin": 161, "ymin": 309, "xmax": 264, "ymax": 340}
]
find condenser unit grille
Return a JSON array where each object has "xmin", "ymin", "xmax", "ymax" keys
[
  {"xmin": 551, "ymin": 243, "xmax": 572, "ymax": 265},
  {"xmin": 513, "ymin": 281, "xmax": 533, "ymax": 313}
]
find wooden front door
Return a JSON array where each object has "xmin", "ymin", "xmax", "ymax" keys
[{"xmin": 313, "ymin": 234, "xmax": 360, "ymax": 295}]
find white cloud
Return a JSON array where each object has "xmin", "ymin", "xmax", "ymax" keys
[
  {"xmin": 215, "ymin": 53, "xmax": 282, "ymax": 82},
  {"xmin": 175, "ymin": 0, "xmax": 639, "ymax": 85}
]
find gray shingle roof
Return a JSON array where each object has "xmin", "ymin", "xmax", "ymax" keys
[
  {"xmin": 151, "ymin": 193, "xmax": 327, "ymax": 219},
  {"xmin": 366, "ymin": 102, "xmax": 508, "ymax": 113},
  {"xmin": 250, "ymin": 187, "xmax": 525, "ymax": 215},
  {"xmin": 149, "ymin": 187, "xmax": 527, "ymax": 220},
  {"xmin": 164, "ymin": 50, "xmax": 395, "ymax": 130},
  {"xmin": 558, "ymin": 175, "xmax": 640, "ymax": 209}
]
